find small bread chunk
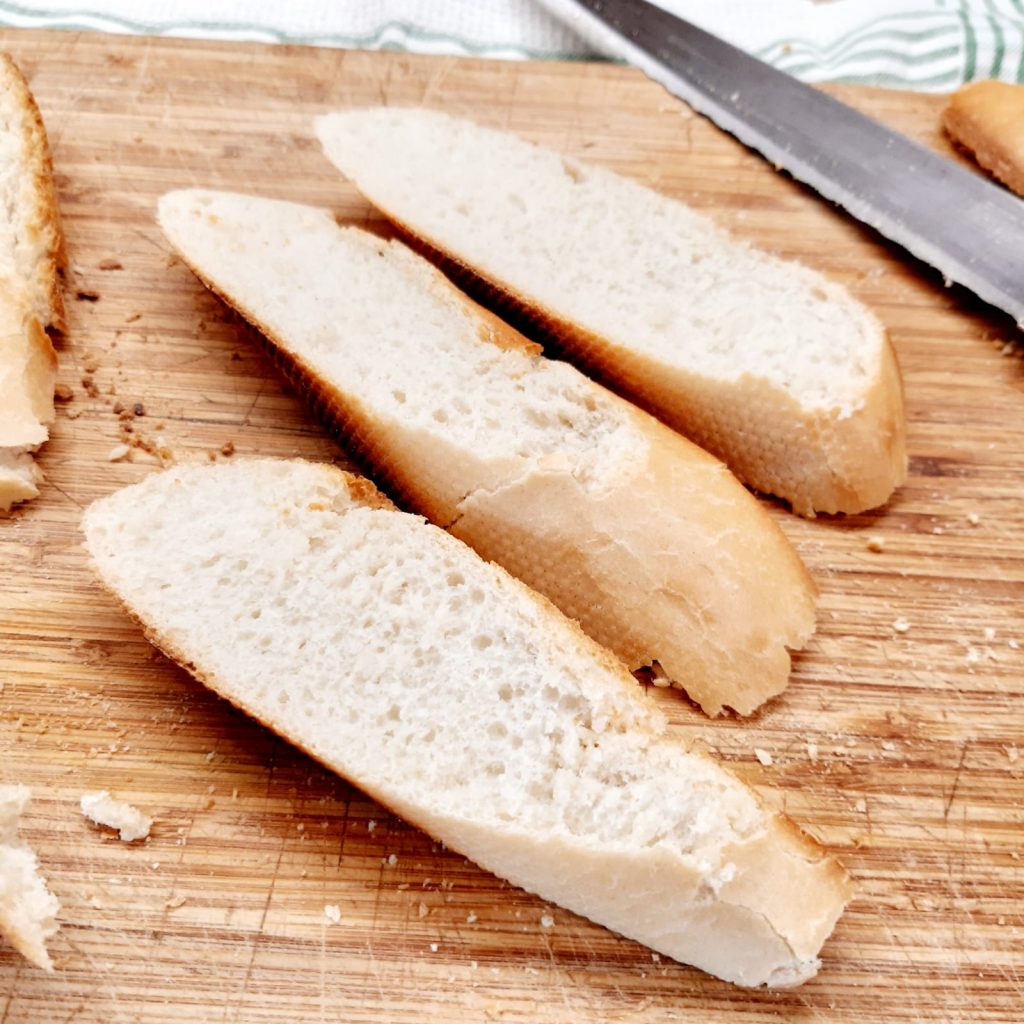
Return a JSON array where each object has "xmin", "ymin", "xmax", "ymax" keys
[
  {"xmin": 82, "ymin": 459, "xmax": 851, "ymax": 987},
  {"xmin": 80, "ymin": 791, "xmax": 152, "ymax": 842},
  {"xmin": 315, "ymin": 108, "xmax": 907, "ymax": 517},
  {"xmin": 0, "ymin": 53, "xmax": 65, "ymax": 513},
  {"xmin": 943, "ymin": 80, "xmax": 1024, "ymax": 197},
  {"xmin": 0, "ymin": 785, "xmax": 60, "ymax": 971},
  {"xmin": 157, "ymin": 189, "xmax": 817, "ymax": 717}
]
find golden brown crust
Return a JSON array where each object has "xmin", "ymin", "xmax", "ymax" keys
[
  {"xmin": 0, "ymin": 53, "xmax": 66, "ymax": 332},
  {"xmin": 943, "ymin": 80, "xmax": 1024, "ymax": 198},
  {"xmin": 384, "ymin": 209, "xmax": 907, "ymax": 518}
]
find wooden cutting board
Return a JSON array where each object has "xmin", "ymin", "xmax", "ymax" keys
[{"xmin": 0, "ymin": 29, "xmax": 1021, "ymax": 1024}]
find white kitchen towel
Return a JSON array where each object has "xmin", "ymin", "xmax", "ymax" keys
[{"xmin": 1, "ymin": 0, "xmax": 1022, "ymax": 90}]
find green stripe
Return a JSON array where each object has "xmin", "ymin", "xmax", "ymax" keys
[
  {"xmin": 960, "ymin": 2, "xmax": 979, "ymax": 78},
  {"xmin": 755, "ymin": 10, "xmax": 967, "ymax": 64},
  {"xmin": 985, "ymin": 0, "xmax": 1007, "ymax": 76},
  {"xmin": 758, "ymin": 25, "xmax": 962, "ymax": 71},
  {"xmin": 777, "ymin": 44, "xmax": 963, "ymax": 78},
  {"xmin": 826, "ymin": 69, "xmax": 964, "ymax": 88}
]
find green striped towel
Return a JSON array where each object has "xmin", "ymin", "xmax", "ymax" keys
[
  {"xmin": 1, "ymin": 0, "xmax": 1021, "ymax": 90},
  {"xmin": 541, "ymin": 0, "xmax": 1024, "ymax": 90}
]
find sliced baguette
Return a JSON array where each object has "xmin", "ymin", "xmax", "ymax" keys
[
  {"xmin": 157, "ymin": 188, "xmax": 816, "ymax": 717},
  {"xmin": 82, "ymin": 458, "xmax": 851, "ymax": 987},
  {"xmin": 0, "ymin": 53, "xmax": 65, "ymax": 513},
  {"xmin": 0, "ymin": 785, "xmax": 60, "ymax": 971},
  {"xmin": 315, "ymin": 107, "xmax": 908, "ymax": 518}
]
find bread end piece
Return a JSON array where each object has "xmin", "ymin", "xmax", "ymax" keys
[
  {"xmin": 943, "ymin": 80, "xmax": 1024, "ymax": 198},
  {"xmin": 0, "ymin": 785, "xmax": 60, "ymax": 971}
]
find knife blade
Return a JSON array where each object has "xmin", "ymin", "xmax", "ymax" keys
[{"xmin": 564, "ymin": 0, "xmax": 1024, "ymax": 326}]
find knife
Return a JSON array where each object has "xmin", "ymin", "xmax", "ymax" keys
[{"xmin": 559, "ymin": 0, "xmax": 1024, "ymax": 326}]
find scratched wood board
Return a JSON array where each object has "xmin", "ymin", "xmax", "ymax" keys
[{"xmin": 0, "ymin": 29, "xmax": 1021, "ymax": 1024}]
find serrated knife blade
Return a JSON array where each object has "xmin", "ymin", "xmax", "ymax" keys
[{"xmin": 564, "ymin": 0, "xmax": 1024, "ymax": 326}]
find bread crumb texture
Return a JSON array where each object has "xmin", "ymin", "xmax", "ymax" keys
[
  {"xmin": 83, "ymin": 458, "xmax": 850, "ymax": 987},
  {"xmin": 80, "ymin": 791, "xmax": 152, "ymax": 842}
]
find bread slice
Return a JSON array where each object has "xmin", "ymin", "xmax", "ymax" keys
[
  {"xmin": 315, "ymin": 108, "xmax": 908, "ymax": 518},
  {"xmin": 0, "ymin": 53, "xmax": 65, "ymax": 513},
  {"xmin": 82, "ymin": 458, "xmax": 851, "ymax": 987},
  {"xmin": 0, "ymin": 785, "xmax": 60, "ymax": 971},
  {"xmin": 943, "ymin": 80, "xmax": 1024, "ymax": 197},
  {"xmin": 157, "ymin": 188, "xmax": 816, "ymax": 718}
]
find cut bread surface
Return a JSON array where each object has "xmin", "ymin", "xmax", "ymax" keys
[
  {"xmin": 157, "ymin": 188, "xmax": 817, "ymax": 717},
  {"xmin": 83, "ymin": 458, "xmax": 851, "ymax": 987},
  {"xmin": 315, "ymin": 107, "xmax": 908, "ymax": 516},
  {"xmin": 0, "ymin": 785, "xmax": 60, "ymax": 971}
]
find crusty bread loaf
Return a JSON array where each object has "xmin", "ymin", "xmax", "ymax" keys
[
  {"xmin": 0, "ymin": 53, "xmax": 65, "ymax": 513},
  {"xmin": 0, "ymin": 785, "xmax": 60, "ymax": 971},
  {"xmin": 83, "ymin": 458, "xmax": 851, "ymax": 987},
  {"xmin": 943, "ymin": 80, "xmax": 1024, "ymax": 197},
  {"xmin": 157, "ymin": 188, "xmax": 816, "ymax": 717},
  {"xmin": 315, "ymin": 107, "xmax": 908, "ymax": 518}
]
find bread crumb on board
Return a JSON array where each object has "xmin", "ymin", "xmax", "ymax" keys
[
  {"xmin": 865, "ymin": 535, "xmax": 885, "ymax": 553},
  {"xmin": 892, "ymin": 618, "xmax": 911, "ymax": 634},
  {"xmin": 324, "ymin": 904, "xmax": 341, "ymax": 925},
  {"xmin": 80, "ymin": 791, "xmax": 152, "ymax": 842},
  {"xmin": 107, "ymin": 443, "xmax": 131, "ymax": 463},
  {"xmin": 754, "ymin": 748, "xmax": 774, "ymax": 767}
]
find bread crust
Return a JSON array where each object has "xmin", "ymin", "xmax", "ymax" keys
[
  {"xmin": 385, "ymin": 211, "xmax": 908, "ymax": 518},
  {"xmin": 83, "ymin": 459, "xmax": 851, "ymax": 988},
  {"xmin": 0, "ymin": 54, "xmax": 66, "ymax": 512},
  {"xmin": 942, "ymin": 80, "xmax": 1024, "ymax": 198},
  {"xmin": 165, "ymin": 215, "xmax": 817, "ymax": 716},
  {"xmin": 0, "ymin": 53, "xmax": 66, "ymax": 332}
]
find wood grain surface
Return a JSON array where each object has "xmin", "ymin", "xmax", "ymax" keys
[{"xmin": 0, "ymin": 29, "xmax": 1022, "ymax": 1024}]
